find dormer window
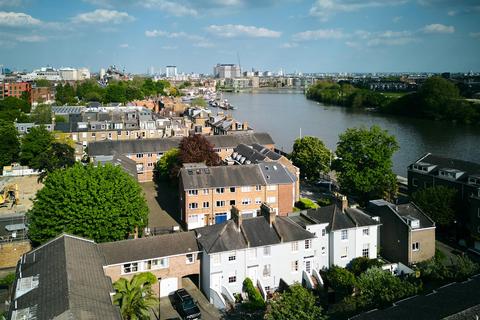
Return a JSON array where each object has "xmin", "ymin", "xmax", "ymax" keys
[
  {"xmin": 15, "ymin": 275, "xmax": 40, "ymax": 299},
  {"xmin": 468, "ymin": 176, "xmax": 480, "ymax": 186},
  {"xmin": 439, "ymin": 169, "xmax": 464, "ymax": 180}
]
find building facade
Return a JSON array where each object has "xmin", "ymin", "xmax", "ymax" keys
[
  {"xmin": 213, "ymin": 64, "xmax": 241, "ymax": 79},
  {"xmin": 1, "ymin": 81, "xmax": 31, "ymax": 99}
]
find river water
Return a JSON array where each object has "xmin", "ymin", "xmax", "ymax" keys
[{"xmin": 223, "ymin": 92, "xmax": 480, "ymax": 176}]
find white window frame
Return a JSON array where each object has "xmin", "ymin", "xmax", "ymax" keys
[
  {"xmin": 241, "ymin": 198, "xmax": 251, "ymax": 205},
  {"xmin": 122, "ymin": 262, "xmax": 139, "ymax": 274},
  {"xmin": 341, "ymin": 230, "xmax": 348, "ymax": 240},
  {"xmin": 263, "ymin": 246, "xmax": 271, "ymax": 256},
  {"xmin": 412, "ymin": 242, "xmax": 420, "ymax": 251},
  {"xmin": 266, "ymin": 185, "xmax": 277, "ymax": 191},
  {"xmin": 188, "ymin": 189, "xmax": 198, "ymax": 196},
  {"xmin": 362, "ymin": 244, "xmax": 369, "ymax": 257},
  {"xmin": 291, "ymin": 241, "xmax": 298, "ymax": 252},
  {"xmin": 212, "ymin": 254, "xmax": 221, "ymax": 265},
  {"xmin": 241, "ymin": 186, "xmax": 251, "ymax": 192},
  {"xmin": 341, "ymin": 247, "xmax": 348, "ymax": 259},
  {"xmin": 255, "ymin": 197, "xmax": 262, "ymax": 204},
  {"xmin": 228, "ymin": 276, "xmax": 237, "ymax": 283},
  {"xmin": 363, "ymin": 228, "xmax": 369, "ymax": 236},
  {"xmin": 291, "ymin": 260, "xmax": 299, "ymax": 272},
  {"xmin": 305, "ymin": 239, "xmax": 312, "ymax": 250},
  {"xmin": 186, "ymin": 253, "xmax": 195, "ymax": 264},
  {"xmin": 263, "ymin": 264, "xmax": 271, "ymax": 277},
  {"xmin": 203, "ymin": 201, "xmax": 209, "ymax": 208},
  {"xmin": 215, "ymin": 188, "xmax": 225, "ymax": 194},
  {"xmin": 267, "ymin": 196, "xmax": 276, "ymax": 204},
  {"xmin": 216, "ymin": 200, "xmax": 225, "ymax": 207},
  {"xmin": 228, "ymin": 254, "xmax": 236, "ymax": 262},
  {"xmin": 188, "ymin": 202, "xmax": 198, "ymax": 209}
]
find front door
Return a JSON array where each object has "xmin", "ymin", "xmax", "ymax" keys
[
  {"xmin": 247, "ymin": 266, "xmax": 258, "ymax": 284},
  {"xmin": 215, "ymin": 213, "xmax": 227, "ymax": 224},
  {"xmin": 211, "ymin": 272, "xmax": 222, "ymax": 291}
]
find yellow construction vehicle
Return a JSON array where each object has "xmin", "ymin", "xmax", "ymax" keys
[{"xmin": 0, "ymin": 184, "xmax": 20, "ymax": 207}]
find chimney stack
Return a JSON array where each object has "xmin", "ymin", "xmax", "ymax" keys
[
  {"xmin": 231, "ymin": 206, "xmax": 242, "ymax": 229},
  {"xmin": 261, "ymin": 203, "xmax": 276, "ymax": 227},
  {"xmin": 243, "ymin": 122, "xmax": 248, "ymax": 130},
  {"xmin": 341, "ymin": 195, "xmax": 348, "ymax": 212}
]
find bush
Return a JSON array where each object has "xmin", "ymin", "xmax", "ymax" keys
[
  {"xmin": 324, "ymin": 266, "xmax": 356, "ymax": 299},
  {"xmin": 243, "ymin": 278, "xmax": 266, "ymax": 310},
  {"xmin": 317, "ymin": 197, "xmax": 332, "ymax": 207},
  {"xmin": 0, "ymin": 273, "xmax": 15, "ymax": 287},
  {"xmin": 295, "ymin": 198, "xmax": 319, "ymax": 210},
  {"xmin": 452, "ymin": 256, "xmax": 479, "ymax": 281},
  {"xmin": 347, "ymin": 257, "xmax": 383, "ymax": 276}
]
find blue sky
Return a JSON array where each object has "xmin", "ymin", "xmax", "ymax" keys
[{"xmin": 0, "ymin": 0, "xmax": 479, "ymax": 74}]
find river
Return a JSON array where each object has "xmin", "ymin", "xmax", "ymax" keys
[{"xmin": 222, "ymin": 92, "xmax": 480, "ymax": 176}]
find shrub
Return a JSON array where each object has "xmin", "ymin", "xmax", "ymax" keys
[
  {"xmin": 324, "ymin": 266, "xmax": 356, "ymax": 299},
  {"xmin": 347, "ymin": 257, "xmax": 383, "ymax": 276},
  {"xmin": 243, "ymin": 278, "xmax": 266, "ymax": 310},
  {"xmin": 295, "ymin": 198, "xmax": 319, "ymax": 210}
]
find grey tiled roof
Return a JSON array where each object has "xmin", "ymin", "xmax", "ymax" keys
[
  {"xmin": 180, "ymin": 165, "xmax": 265, "ymax": 189},
  {"xmin": 99, "ymin": 232, "xmax": 199, "ymax": 265},
  {"xmin": 258, "ymin": 162, "xmax": 296, "ymax": 185},
  {"xmin": 195, "ymin": 216, "xmax": 315, "ymax": 254},
  {"xmin": 411, "ymin": 153, "xmax": 480, "ymax": 181},
  {"xmin": 88, "ymin": 132, "xmax": 274, "ymax": 157},
  {"xmin": 304, "ymin": 205, "xmax": 380, "ymax": 231},
  {"xmin": 367, "ymin": 199, "xmax": 435, "ymax": 229},
  {"xmin": 9, "ymin": 234, "xmax": 121, "ymax": 320}
]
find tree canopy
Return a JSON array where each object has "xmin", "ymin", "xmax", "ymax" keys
[
  {"xmin": 0, "ymin": 120, "xmax": 20, "ymax": 172},
  {"xmin": 325, "ymin": 265, "xmax": 356, "ymax": 299},
  {"xmin": 265, "ymin": 284, "xmax": 326, "ymax": 320},
  {"xmin": 55, "ymin": 83, "xmax": 76, "ymax": 105},
  {"xmin": 30, "ymin": 104, "xmax": 52, "ymax": 124},
  {"xmin": 154, "ymin": 148, "xmax": 180, "ymax": 182},
  {"xmin": 335, "ymin": 126, "xmax": 399, "ymax": 203},
  {"xmin": 20, "ymin": 125, "xmax": 55, "ymax": 169},
  {"xmin": 178, "ymin": 135, "xmax": 221, "ymax": 166},
  {"xmin": 412, "ymin": 185, "xmax": 457, "ymax": 227},
  {"xmin": 290, "ymin": 136, "xmax": 331, "ymax": 181},
  {"xmin": 0, "ymin": 96, "xmax": 31, "ymax": 122},
  {"xmin": 27, "ymin": 163, "xmax": 148, "ymax": 245}
]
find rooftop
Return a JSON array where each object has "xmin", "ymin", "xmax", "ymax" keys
[{"xmin": 411, "ymin": 153, "xmax": 480, "ymax": 181}]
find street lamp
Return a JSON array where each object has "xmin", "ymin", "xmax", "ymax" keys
[{"xmin": 158, "ymin": 277, "xmax": 161, "ymax": 319}]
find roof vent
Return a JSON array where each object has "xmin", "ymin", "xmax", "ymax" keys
[{"xmin": 204, "ymin": 168, "xmax": 210, "ymax": 174}]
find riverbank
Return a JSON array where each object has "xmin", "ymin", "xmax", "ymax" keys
[{"xmin": 219, "ymin": 87, "xmax": 305, "ymax": 94}]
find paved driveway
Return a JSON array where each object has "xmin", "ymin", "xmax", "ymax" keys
[
  {"xmin": 141, "ymin": 182, "xmax": 180, "ymax": 230},
  {"xmin": 153, "ymin": 278, "xmax": 222, "ymax": 320}
]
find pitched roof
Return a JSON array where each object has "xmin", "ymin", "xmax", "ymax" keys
[
  {"xmin": 195, "ymin": 216, "xmax": 315, "ymax": 254},
  {"xmin": 99, "ymin": 232, "xmax": 199, "ymax": 265},
  {"xmin": 304, "ymin": 205, "xmax": 380, "ymax": 231},
  {"xmin": 411, "ymin": 153, "xmax": 480, "ymax": 181},
  {"xmin": 367, "ymin": 199, "xmax": 435, "ymax": 229},
  {"xmin": 258, "ymin": 162, "xmax": 296, "ymax": 185},
  {"xmin": 88, "ymin": 132, "xmax": 274, "ymax": 157},
  {"xmin": 352, "ymin": 275, "xmax": 480, "ymax": 320},
  {"xmin": 180, "ymin": 165, "xmax": 265, "ymax": 189},
  {"xmin": 9, "ymin": 234, "xmax": 121, "ymax": 320}
]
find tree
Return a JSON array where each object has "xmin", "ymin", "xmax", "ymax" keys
[
  {"xmin": 34, "ymin": 79, "xmax": 51, "ymax": 87},
  {"xmin": 20, "ymin": 126, "xmax": 54, "ymax": 169},
  {"xmin": 27, "ymin": 163, "xmax": 148, "ymax": 245},
  {"xmin": 242, "ymin": 277, "xmax": 266, "ymax": 311},
  {"xmin": 36, "ymin": 142, "xmax": 75, "ymax": 181},
  {"xmin": 335, "ymin": 126, "xmax": 399, "ymax": 203},
  {"xmin": 104, "ymin": 83, "xmax": 127, "ymax": 103},
  {"xmin": 324, "ymin": 266, "xmax": 356, "ymax": 299},
  {"xmin": 55, "ymin": 83, "xmax": 76, "ymax": 105},
  {"xmin": 0, "ymin": 96, "xmax": 31, "ymax": 121},
  {"xmin": 190, "ymin": 97, "xmax": 206, "ymax": 108},
  {"xmin": 265, "ymin": 284, "xmax": 326, "ymax": 320},
  {"xmin": 417, "ymin": 76, "xmax": 460, "ymax": 119},
  {"xmin": 290, "ymin": 136, "xmax": 331, "ymax": 181},
  {"xmin": 412, "ymin": 186, "xmax": 457, "ymax": 227},
  {"xmin": 347, "ymin": 257, "xmax": 383, "ymax": 276},
  {"xmin": 0, "ymin": 120, "xmax": 20, "ymax": 172},
  {"xmin": 154, "ymin": 148, "xmax": 180, "ymax": 182},
  {"xmin": 355, "ymin": 267, "xmax": 418, "ymax": 308},
  {"xmin": 30, "ymin": 104, "xmax": 52, "ymax": 124},
  {"xmin": 113, "ymin": 272, "xmax": 158, "ymax": 320},
  {"xmin": 178, "ymin": 135, "xmax": 221, "ymax": 166}
]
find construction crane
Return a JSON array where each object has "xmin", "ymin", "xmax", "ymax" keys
[{"xmin": 0, "ymin": 184, "xmax": 20, "ymax": 208}]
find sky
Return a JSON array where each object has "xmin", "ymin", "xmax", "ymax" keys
[{"xmin": 0, "ymin": 0, "xmax": 479, "ymax": 74}]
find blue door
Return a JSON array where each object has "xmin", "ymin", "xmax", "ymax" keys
[{"xmin": 215, "ymin": 213, "xmax": 227, "ymax": 224}]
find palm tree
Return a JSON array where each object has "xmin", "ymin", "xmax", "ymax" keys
[{"xmin": 113, "ymin": 272, "xmax": 158, "ymax": 320}]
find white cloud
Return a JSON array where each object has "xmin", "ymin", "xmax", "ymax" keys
[
  {"xmin": 161, "ymin": 45, "xmax": 178, "ymax": 50},
  {"xmin": 292, "ymin": 29, "xmax": 344, "ymax": 41},
  {"xmin": 16, "ymin": 34, "xmax": 47, "ymax": 42},
  {"xmin": 145, "ymin": 29, "xmax": 214, "ymax": 47},
  {"xmin": 82, "ymin": 0, "xmax": 113, "ymax": 7},
  {"xmin": 281, "ymin": 42, "xmax": 298, "ymax": 48},
  {"xmin": 119, "ymin": 43, "xmax": 129, "ymax": 48},
  {"xmin": 72, "ymin": 9, "xmax": 134, "ymax": 24},
  {"xmin": 470, "ymin": 32, "xmax": 480, "ymax": 38},
  {"xmin": 0, "ymin": 11, "xmax": 42, "ymax": 27},
  {"xmin": 393, "ymin": 16, "xmax": 402, "ymax": 23},
  {"xmin": 310, "ymin": 0, "xmax": 406, "ymax": 20},
  {"xmin": 206, "ymin": 24, "xmax": 281, "ymax": 38},
  {"xmin": 447, "ymin": 10, "xmax": 457, "ymax": 16},
  {"xmin": 0, "ymin": 0, "xmax": 23, "ymax": 7},
  {"xmin": 422, "ymin": 23, "xmax": 455, "ymax": 34},
  {"xmin": 141, "ymin": 0, "xmax": 198, "ymax": 16}
]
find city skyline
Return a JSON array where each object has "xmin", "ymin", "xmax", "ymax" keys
[{"xmin": 0, "ymin": 0, "xmax": 479, "ymax": 74}]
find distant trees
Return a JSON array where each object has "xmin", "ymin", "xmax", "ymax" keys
[
  {"xmin": 178, "ymin": 135, "xmax": 221, "ymax": 166},
  {"xmin": 0, "ymin": 96, "xmax": 30, "ymax": 122},
  {"xmin": 412, "ymin": 186, "xmax": 457, "ymax": 227},
  {"xmin": 20, "ymin": 126, "xmax": 55, "ymax": 169},
  {"xmin": 290, "ymin": 136, "xmax": 331, "ymax": 181},
  {"xmin": 0, "ymin": 120, "xmax": 20, "ymax": 172},
  {"xmin": 335, "ymin": 126, "xmax": 399, "ymax": 203},
  {"xmin": 30, "ymin": 104, "xmax": 52, "ymax": 124},
  {"xmin": 265, "ymin": 284, "xmax": 326, "ymax": 320},
  {"xmin": 55, "ymin": 83, "xmax": 76, "ymax": 105},
  {"xmin": 27, "ymin": 163, "xmax": 148, "ymax": 245},
  {"xmin": 113, "ymin": 272, "xmax": 158, "ymax": 319}
]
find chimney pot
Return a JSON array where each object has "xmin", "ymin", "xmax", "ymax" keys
[
  {"xmin": 231, "ymin": 206, "xmax": 242, "ymax": 229},
  {"xmin": 261, "ymin": 203, "xmax": 276, "ymax": 226}
]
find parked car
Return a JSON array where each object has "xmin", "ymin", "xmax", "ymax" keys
[
  {"xmin": 172, "ymin": 288, "xmax": 201, "ymax": 320},
  {"xmin": 315, "ymin": 179, "xmax": 339, "ymax": 192}
]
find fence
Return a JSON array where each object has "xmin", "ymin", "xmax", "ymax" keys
[{"xmin": 0, "ymin": 214, "xmax": 28, "ymax": 243}]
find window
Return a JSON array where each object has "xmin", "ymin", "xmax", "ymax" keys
[
  {"xmin": 321, "ymin": 246, "xmax": 326, "ymax": 255},
  {"xmin": 255, "ymin": 185, "xmax": 262, "ymax": 191},
  {"xmin": 263, "ymin": 264, "xmax": 271, "ymax": 277},
  {"xmin": 412, "ymin": 178, "xmax": 418, "ymax": 187},
  {"xmin": 203, "ymin": 202, "xmax": 209, "ymax": 208},
  {"xmin": 341, "ymin": 247, "xmax": 348, "ymax": 259},
  {"xmin": 291, "ymin": 260, "xmax": 299, "ymax": 272},
  {"xmin": 305, "ymin": 239, "xmax": 312, "ymax": 249},
  {"xmin": 241, "ymin": 186, "xmax": 251, "ymax": 192},
  {"xmin": 363, "ymin": 228, "xmax": 369, "ymax": 236},
  {"xmin": 255, "ymin": 197, "xmax": 262, "ymax": 204},
  {"xmin": 230, "ymin": 187, "xmax": 236, "ymax": 192},
  {"xmin": 249, "ymin": 248, "xmax": 257, "ymax": 259},
  {"xmin": 188, "ymin": 215, "xmax": 199, "ymax": 223},
  {"xmin": 148, "ymin": 153, "xmax": 153, "ymax": 157},
  {"xmin": 321, "ymin": 229, "xmax": 326, "ymax": 237},
  {"xmin": 188, "ymin": 190, "xmax": 198, "ymax": 195},
  {"xmin": 136, "ymin": 153, "xmax": 143, "ymax": 158},
  {"xmin": 216, "ymin": 188, "xmax": 225, "ymax": 194},
  {"xmin": 267, "ymin": 196, "xmax": 276, "ymax": 204},
  {"xmin": 216, "ymin": 200, "xmax": 225, "ymax": 207},
  {"xmin": 186, "ymin": 253, "xmax": 195, "ymax": 264},
  {"xmin": 266, "ymin": 185, "xmax": 277, "ymax": 191},
  {"xmin": 212, "ymin": 254, "xmax": 221, "ymax": 265},
  {"xmin": 242, "ymin": 198, "xmax": 251, "ymax": 205},
  {"xmin": 91, "ymin": 132, "xmax": 96, "ymax": 137},
  {"xmin": 147, "ymin": 258, "xmax": 169, "ymax": 269},
  {"xmin": 362, "ymin": 244, "xmax": 369, "ymax": 257},
  {"xmin": 291, "ymin": 241, "xmax": 298, "ymax": 252},
  {"xmin": 123, "ymin": 262, "xmax": 138, "ymax": 274},
  {"xmin": 228, "ymin": 276, "xmax": 237, "ymax": 283},
  {"xmin": 341, "ymin": 230, "xmax": 348, "ymax": 240},
  {"xmin": 263, "ymin": 246, "xmax": 271, "ymax": 256},
  {"xmin": 229, "ymin": 200, "xmax": 236, "ymax": 206},
  {"xmin": 188, "ymin": 203, "xmax": 198, "ymax": 209},
  {"xmin": 228, "ymin": 254, "xmax": 236, "ymax": 261},
  {"xmin": 147, "ymin": 162, "xmax": 154, "ymax": 167},
  {"xmin": 412, "ymin": 242, "xmax": 420, "ymax": 251}
]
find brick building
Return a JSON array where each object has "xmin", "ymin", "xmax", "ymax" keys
[{"xmin": 1, "ymin": 81, "xmax": 31, "ymax": 99}]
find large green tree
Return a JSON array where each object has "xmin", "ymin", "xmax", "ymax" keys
[
  {"xmin": 290, "ymin": 136, "xmax": 331, "ymax": 181},
  {"xmin": 36, "ymin": 142, "xmax": 75, "ymax": 181},
  {"xmin": 27, "ymin": 163, "xmax": 148, "ymax": 244},
  {"xmin": 113, "ymin": 272, "xmax": 158, "ymax": 320},
  {"xmin": 20, "ymin": 126, "xmax": 54, "ymax": 168},
  {"xmin": 265, "ymin": 284, "xmax": 326, "ymax": 320},
  {"xmin": 0, "ymin": 120, "xmax": 20, "ymax": 172},
  {"xmin": 0, "ymin": 96, "xmax": 31, "ymax": 121},
  {"xmin": 30, "ymin": 104, "xmax": 52, "ymax": 124},
  {"xmin": 417, "ymin": 76, "xmax": 460, "ymax": 119},
  {"xmin": 335, "ymin": 126, "xmax": 399, "ymax": 203},
  {"xmin": 325, "ymin": 266, "xmax": 356, "ymax": 299},
  {"xmin": 412, "ymin": 185, "xmax": 457, "ymax": 227},
  {"xmin": 154, "ymin": 148, "xmax": 180, "ymax": 182},
  {"xmin": 178, "ymin": 135, "xmax": 221, "ymax": 166},
  {"xmin": 55, "ymin": 83, "xmax": 76, "ymax": 105}
]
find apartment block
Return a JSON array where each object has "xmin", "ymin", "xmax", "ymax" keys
[
  {"xmin": 1, "ymin": 81, "xmax": 31, "ymax": 99},
  {"xmin": 179, "ymin": 162, "xmax": 297, "ymax": 230}
]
